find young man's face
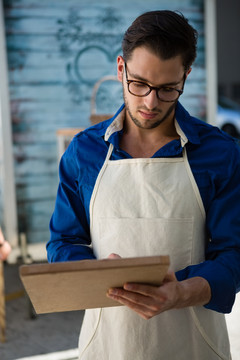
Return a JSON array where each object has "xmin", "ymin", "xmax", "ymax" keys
[{"xmin": 117, "ymin": 46, "xmax": 188, "ymax": 131}]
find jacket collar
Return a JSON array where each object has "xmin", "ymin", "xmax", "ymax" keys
[{"xmin": 104, "ymin": 102, "xmax": 201, "ymax": 146}]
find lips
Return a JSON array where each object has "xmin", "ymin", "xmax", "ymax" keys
[{"xmin": 139, "ymin": 110, "xmax": 158, "ymax": 120}]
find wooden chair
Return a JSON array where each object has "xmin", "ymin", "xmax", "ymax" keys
[{"xmin": 0, "ymin": 260, "xmax": 6, "ymax": 342}]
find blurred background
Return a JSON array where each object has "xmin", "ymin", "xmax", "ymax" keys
[{"xmin": 0, "ymin": 0, "xmax": 239, "ymax": 359}]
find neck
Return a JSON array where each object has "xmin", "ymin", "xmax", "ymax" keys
[{"xmin": 120, "ymin": 114, "xmax": 179, "ymax": 158}]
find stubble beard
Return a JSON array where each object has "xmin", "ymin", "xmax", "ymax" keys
[{"xmin": 123, "ymin": 89, "xmax": 177, "ymax": 130}]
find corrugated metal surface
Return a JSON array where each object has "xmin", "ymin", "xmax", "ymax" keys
[{"xmin": 3, "ymin": 0, "xmax": 205, "ymax": 244}]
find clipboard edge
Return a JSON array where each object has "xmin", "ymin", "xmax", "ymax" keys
[{"xmin": 20, "ymin": 255, "xmax": 170, "ymax": 277}]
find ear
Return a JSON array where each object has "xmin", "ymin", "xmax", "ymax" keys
[
  {"xmin": 117, "ymin": 55, "xmax": 124, "ymax": 82},
  {"xmin": 185, "ymin": 67, "xmax": 192, "ymax": 79}
]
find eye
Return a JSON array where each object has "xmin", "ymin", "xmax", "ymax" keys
[
  {"xmin": 132, "ymin": 81, "xmax": 148, "ymax": 88},
  {"xmin": 161, "ymin": 87, "xmax": 175, "ymax": 93}
]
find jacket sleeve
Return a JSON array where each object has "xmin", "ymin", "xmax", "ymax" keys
[
  {"xmin": 47, "ymin": 139, "xmax": 96, "ymax": 262},
  {"xmin": 177, "ymin": 140, "xmax": 240, "ymax": 313}
]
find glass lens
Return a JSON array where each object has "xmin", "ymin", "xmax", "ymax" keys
[
  {"xmin": 157, "ymin": 88, "xmax": 179, "ymax": 101},
  {"xmin": 129, "ymin": 82, "xmax": 150, "ymax": 96}
]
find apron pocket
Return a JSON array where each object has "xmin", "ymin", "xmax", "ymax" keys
[{"xmin": 95, "ymin": 217, "xmax": 194, "ymax": 271}]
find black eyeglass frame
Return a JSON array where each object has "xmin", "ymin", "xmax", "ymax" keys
[{"xmin": 124, "ymin": 62, "xmax": 185, "ymax": 102}]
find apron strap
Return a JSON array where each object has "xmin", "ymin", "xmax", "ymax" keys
[
  {"xmin": 182, "ymin": 147, "xmax": 206, "ymax": 220},
  {"xmin": 90, "ymin": 143, "xmax": 114, "ymax": 231}
]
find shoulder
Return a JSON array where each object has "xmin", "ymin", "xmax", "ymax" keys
[
  {"xmin": 177, "ymin": 102, "xmax": 240, "ymax": 161},
  {"xmin": 177, "ymin": 103, "xmax": 240, "ymax": 180},
  {"xmin": 191, "ymin": 116, "xmax": 240, "ymax": 162},
  {"xmin": 59, "ymin": 118, "xmax": 112, "ymax": 184},
  {"xmin": 189, "ymin": 122, "xmax": 240, "ymax": 199},
  {"xmin": 64, "ymin": 118, "xmax": 112, "ymax": 158},
  {"xmin": 72, "ymin": 103, "xmax": 125, "ymax": 146}
]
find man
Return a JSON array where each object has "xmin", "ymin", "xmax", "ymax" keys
[{"xmin": 47, "ymin": 10, "xmax": 240, "ymax": 359}]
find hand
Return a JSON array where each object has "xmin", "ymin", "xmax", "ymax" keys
[
  {"xmin": 0, "ymin": 230, "xmax": 11, "ymax": 261},
  {"xmin": 107, "ymin": 270, "xmax": 178, "ymax": 319},
  {"xmin": 0, "ymin": 241, "xmax": 12, "ymax": 261},
  {"xmin": 107, "ymin": 272, "xmax": 211, "ymax": 320}
]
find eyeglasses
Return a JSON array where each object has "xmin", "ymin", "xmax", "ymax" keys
[{"xmin": 124, "ymin": 63, "xmax": 185, "ymax": 102}]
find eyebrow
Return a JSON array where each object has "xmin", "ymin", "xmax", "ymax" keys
[{"xmin": 127, "ymin": 69, "xmax": 182, "ymax": 87}]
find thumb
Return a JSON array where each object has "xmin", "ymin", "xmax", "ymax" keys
[
  {"xmin": 163, "ymin": 270, "xmax": 177, "ymax": 283},
  {"xmin": 107, "ymin": 253, "xmax": 122, "ymax": 259}
]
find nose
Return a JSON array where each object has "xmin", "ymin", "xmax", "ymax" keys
[{"xmin": 143, "ymin": 89, "xmax": 159, "ymax": 110}]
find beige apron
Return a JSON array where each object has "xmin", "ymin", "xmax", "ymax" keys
[{"xmin": 78, "ymin": 120, "xmax": 231, "ymax": 360}]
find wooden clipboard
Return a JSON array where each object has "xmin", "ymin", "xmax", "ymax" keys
[{"xmin": 20, "ymin": 255, "xmax": 170, "ymax": 314}]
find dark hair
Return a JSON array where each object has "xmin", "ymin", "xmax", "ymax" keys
[{"xmin": 122, "ymin": 10, "xmax": 198, "ymax": 71}]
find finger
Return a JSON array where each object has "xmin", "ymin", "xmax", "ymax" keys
[
  {"xmin": 106, "ymin": 292, "xmax": 157, "ymax": 319},
  {"xmin": 107, "ymin": 287, "xmax": 163, "ymax": 310},
  {"xmin": 107, "ymin": 253, "xmax": 121, "ymax": 259},
  {"xmin": 123, "ymin": 283, "xmax": 167, "ymax": 301},
  {"xmin": 163, "ymin": 270, "xmax": 177, "ymax": 283}
]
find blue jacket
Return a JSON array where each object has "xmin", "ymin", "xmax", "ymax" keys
[{"xmin": 47, "ymin": 102, "xmax": 240, "ymax": 314}]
